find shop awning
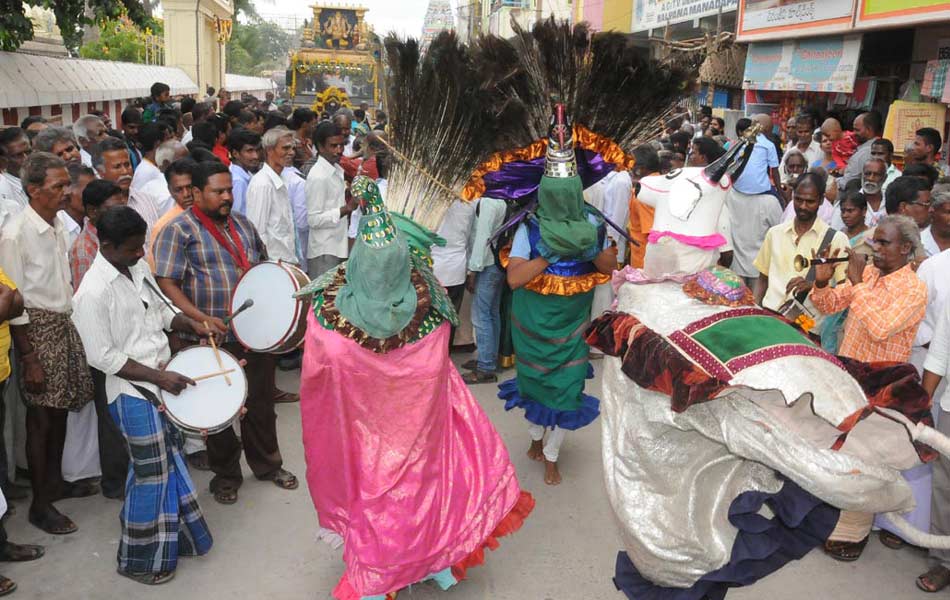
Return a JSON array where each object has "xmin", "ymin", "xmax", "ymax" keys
[
  {"xmin": 0, "ymin": 51, "xmax": 198, "ymax": 109},
  {"xmin": 742, "ymin": 35, "xmax": 862, "ymax": 94}
]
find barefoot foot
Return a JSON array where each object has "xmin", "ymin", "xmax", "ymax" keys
[
  {"xmin": 544, "ymin": 459, "xmax": 561, "ymax": 485},
  {"xmin": 527, "ymin": 439, "xmax": 544, "ymax": 462}
]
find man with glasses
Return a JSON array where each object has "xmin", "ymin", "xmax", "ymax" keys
[{"xmin": 885, "ymin": 176, "xmax": 933, "ymax": 255}]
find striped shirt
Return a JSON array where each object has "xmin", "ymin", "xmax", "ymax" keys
[
  {"xmin": 811, "ymin": 264, "xmax": 927, "ymax": 362},
  {"xmin": 152, "ymin": 209, "xmax": 266, "ymax": 342},
  {"xmin": 69, "ymin": 222, "xmax": 99, "ymax": 292}
]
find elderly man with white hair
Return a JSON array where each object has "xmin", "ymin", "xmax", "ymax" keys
[
  {"xmin": 72, "ymin": 115, "xmax": 107, "ymax": 168},
  {"xmin": 137, "ymin": 140, "xmax": 188, "ymax": 217},
  {"xmin": 245, "ymin": 126, "xmax": 298, "ymax": 264}
]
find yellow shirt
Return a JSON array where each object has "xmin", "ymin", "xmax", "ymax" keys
[
  {"xmin": 753, "ymin": 217, "xmax": 850, "ymax": 312},
  {"xmin": 0, "ymin": 267, "xmax": 17, "ymax": 382}
]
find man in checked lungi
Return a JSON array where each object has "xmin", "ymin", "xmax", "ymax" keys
[{"xmin": 72, "ymin": 206, "xmax": 215, "ymax": 585}]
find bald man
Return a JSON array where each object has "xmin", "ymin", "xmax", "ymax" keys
[{"xmin": 838, "ymin": 111, "xmax": 883, "ymax": 191}]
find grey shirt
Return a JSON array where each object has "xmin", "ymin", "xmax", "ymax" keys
[
  {"xmin": 837, "ymin": 137, "xmax": 877, "ymax": 191},
  {"xmin": 725, "ymin": 187, "xmax": 784, "ymax": 279}
]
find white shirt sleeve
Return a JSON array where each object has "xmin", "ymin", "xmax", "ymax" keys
[
  {"xmin": 925, "ymin": 300, "xmax": 950, "ymax": 378},
  {"xmin": 305, "ymin": 171, "xmax": 344, "ymax": 230},
  {"xmin": 72, "ymin": 285, "xmax": 130, "ymax": 377}
]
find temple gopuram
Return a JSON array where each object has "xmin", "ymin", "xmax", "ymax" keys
[{"xmin": 288, "ymin": 4, "xmax": 383, "ymax": 113}]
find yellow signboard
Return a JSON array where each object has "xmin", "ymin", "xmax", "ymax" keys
[
  {"xmin": 858, "ymin": 0, "xmax": 950, "ymax": 28},
  {"xmin": 882, "ymin": 100, "xmax": 947, "ymax": 157}
]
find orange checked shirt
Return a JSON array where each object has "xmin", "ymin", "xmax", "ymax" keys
[{"xmin": 811, "ymin": 263, "xmax": 927, "ymax": 362}]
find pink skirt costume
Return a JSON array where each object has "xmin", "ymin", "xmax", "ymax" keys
[{"xmin": 300, "ymin": 266, "xmax": 533, "ymax": 599}]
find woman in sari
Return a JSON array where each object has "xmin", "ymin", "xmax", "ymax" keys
[{"xmin": 819, "ymin": 190, "xmax": 872, "ymax": 353}]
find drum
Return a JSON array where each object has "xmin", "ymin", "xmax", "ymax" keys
[
  {"xmin": 230, "ymin": 261, "xmax": 311, "ymax": 354},
  {"xmin": 160, "ymin": 346, "xmax": 247, "ymax": 434}
]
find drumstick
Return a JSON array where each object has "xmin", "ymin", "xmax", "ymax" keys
[
  {"xmin": 192, "ymin": 369, "xmax": 236, "ymax": 382},
  {"xmin": 203, "ymin": 321, "xmax": 232, "ymax": 387},
  {"xmin": 223, "ymin": 298, "xmax": 254, "ymax": 325}
]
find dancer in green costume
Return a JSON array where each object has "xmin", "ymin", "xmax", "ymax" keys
[{"xmin": 499, "ymin": 107, "xmax": 618, "ymax": 485}]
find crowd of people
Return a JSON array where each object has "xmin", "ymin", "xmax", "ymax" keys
[
  {"xmin": 0, "ymin": 82, "xmax": 390, "ymax": 593},
  {"xmin": 0, "ymin": 78, "xmax": 949, "ymax": 597}
]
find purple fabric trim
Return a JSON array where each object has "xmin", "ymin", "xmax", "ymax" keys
[
  {"xmin": 480, "ymin": 150, "xmax": 615, "ymax": 202},
  {"xmin": 667, "ymin": 330, "xmax": 733, "ymax": 380},
  {"xmin": 680, "ymin": 308, "xmax": 769, "ymax": 335},
  {"xmin": 727, "ymin": 345, "xmax": 846, "ymax": 373},
  {"xmin": 647, "ymin": 230, "xmax": 728, "ymax": 250}
]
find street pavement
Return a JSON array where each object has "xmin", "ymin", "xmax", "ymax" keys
[{"xmin": 0, "ymin": 357, "xmax": 932, "ymax": 599}]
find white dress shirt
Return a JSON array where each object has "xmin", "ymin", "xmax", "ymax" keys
[
  {"xmin": 80, "ymin": 148, "xmax": 93, "ymax": 168},
  {"xmin": 0, "ymin": 172, "xmax": 29, "ymax": 209},
  {"xmin": 921, "ymin": 226, "xmax": 942, "ymax": 258},
  {"xmin": 467, "ymin": 197, "xmax": 506, "ymax": 272},
  {"xmin": 0, "ymin": 205, "xmax": 73, "ymax": 325},
  {"xmin": 57, "ymin": 210, "xmax": 82, "ymax": 249},
  {"xmin": 139, "ymin": 176, "xmax": 174, "ymax": 217},
  {"xmin": 925, "ymin": 299, "xmax": 950, "ymax": 411},
  {"xmin": 72, "ymin": 253, "xmax": 177, "ymax": 404},
  {"xmin": 246, "ymin": 163, "xmax": 298, "ymax": 264},
  {"xmin": 915, "ymin": 249, "xmax": 950, "ymax": 350},
  {"xmin": 0, "ymin": 194, "xmax": 22, "ymax": 230},
  {"xmin": 131, "ymin": 158, "xmax": 163, "ymax": 192},
  {"xmin": 432, "ymin": 200, "xmax": 476, "ymax": 287},
  {"xmin": 127, "ymin": 188, "xmax": 164, "ymax": 246},
  {"xmin": 304, "ymin": 156, "xmax": 348, "ymax": 260}
]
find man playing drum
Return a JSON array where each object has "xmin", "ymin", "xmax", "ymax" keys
[
  {"xmin": 72, "ymin": 206, "xmax": 213, "ymax": 585},
  {"xmin": 152, "ymin": 160, "xmax": 298, "ymax": 505}
]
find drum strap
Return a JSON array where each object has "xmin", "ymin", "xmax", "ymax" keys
[
  {"xmin": 191, "ymin": 205, "xmax": 251, "ymax": 271},
  {"xmin": 131, "ymin": 383, "xmax": 163, "ymax": 409}
]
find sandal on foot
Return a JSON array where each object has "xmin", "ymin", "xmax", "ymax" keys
[
  {"xmin": 273, "ymin": 390, "xmax": 299, "ymax": 404},
  {"xmin": 917, "ymin": 566, "xmax": 950, "ymax": 593},
  {"xmin": 187, "ymin": 451, "xmax": 210, "ymax": 472},
  {"xmin": 212, "ymin": 485, "xmax": 239, "ymax": 505},
  {"xmin": 58, "ymin": 480, "xmax": 100, "ymax": 499},
  {"xmin": 117, "ymin": 568, "xmax": 175, "ymax": 586},
  {"xmin": 0, "ymin": 542, "xmax": 44, "ymax": 562},
  {"xmin": 28, "ymin": 509, "xmax": 77, "ymax": 535},
  {"xmin": 259, "ymin": 468, "xmax": 298, "ymax": 490},
  {"xmin": 0, "ymin": 576, "xmax": 16, "ymax": 597},
  {"xmin": 462, "ymin": 370, "xmax": 497, "ymax": 384},
  {"xmin": 823, "ymin": 538, "xmax": 868, "ymax": 562},
  {"xmin": 878, "ymin": 530, "xmax": 906, "ymax": 550}
]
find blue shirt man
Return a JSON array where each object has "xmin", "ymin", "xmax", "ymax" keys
[{"xmin": 733, "ymin": 133, "xmax": 779, "ymax": 195}]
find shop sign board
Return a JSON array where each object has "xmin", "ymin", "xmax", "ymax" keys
[
  {"xmin": 742, "ymin": 35, "xmax": 862, "ymax": 93},
  {"xmin": 632, "ymin": 0, "xmax": 739, "ymax": 33},
  {"xmin": 737, "ymin": 0, "xmax": 855, "ymax": 42},
  {"xmin": 856, "ymin": 1, "xmax": 950, "ymax": 29},
  {"xmin": 883, "ymin": 100, "xmax": 948, "ymax": 157}
]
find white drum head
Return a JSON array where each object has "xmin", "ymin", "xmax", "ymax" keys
[
  {"xmin": 231, "ymin": 262, "xmax": 301, "ymax": 352},
  {"xmin": 161, "ymin": 346, "xmax": 247, "ymax": 433}
]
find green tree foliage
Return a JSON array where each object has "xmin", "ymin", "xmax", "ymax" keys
[
  {"xmin": 0, "ymin": 0, "xmax": 148, "ymax": 53},
  {"xmin": 227, "ymin": 18, "xmax": 293, "ymax": 77},
  {"xmin": 78, "ymin": 17, "xmax": 162, "ymax": 64}
]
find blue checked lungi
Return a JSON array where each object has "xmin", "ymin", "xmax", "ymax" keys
[{"xmin": 110, "ymin": 393, "xmax": 213, "ymax": 574}]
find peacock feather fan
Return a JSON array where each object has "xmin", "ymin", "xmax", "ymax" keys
[
  {"xmin": 382, "ymin": 31, "xmax": 495, "ymax": 231},
  {"xmin": 474, "ymin": 17, "xmax": 699, "ymax": 154}
]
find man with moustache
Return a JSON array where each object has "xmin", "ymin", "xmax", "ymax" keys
[
  {"xmin": 0, "ymin": 153, "xmax": 94, "ymax": 534},
  {"xmin": 246, "ymin": 127, "xmax": 299, "ymax": 265},
  {"xmin": 92, "ymin": 137, "xmax": 164, "ymax": 243},
  {"xmin": 73, "ymin": 115, "xmax": 107, "ymax": 168},
  {"xmin": 153, "ymin": 161, "xmax": 297, "ymax": 505},
  {"xmin": 753, "ymin": 172, "xmax": 849, "ymax": 313},
  {"xmin": 832, "ymin": 158, "xmax": 887, "ymax": 231},
  {"xmin": 812, "ymin": 214, "xmax": 927, "ymax": 562},
  {"xmin": 305, "ymin": 122, "xmax": 357, "ymax": 278},
  {"xmin": 0, "ymin": 128, "xmax": 32, "ymax": 209},
  {"xmin": 227, "ymin": 128, "xmax": 262, "ymax": 215}
]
